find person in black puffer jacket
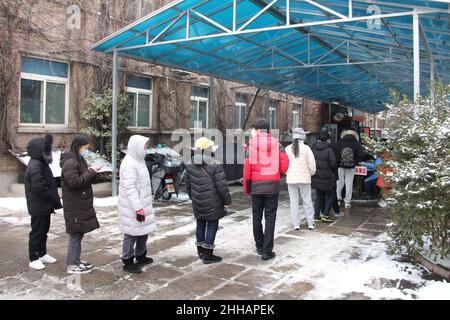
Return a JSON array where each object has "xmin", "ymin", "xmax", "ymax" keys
[
  {"xmin": 312, "ymin": 129, "xmax": 337, "ymax": 222},
  {"xmin": 185, "ymin": 137, "xmax": 232, "ymax": 265},
  {"xmin": 60, "ymin": 134, "xmax": 101, "ymax": 274},
  {"xmin": 25, "ymin": 133, "xmax": 62, "ymax": 270}
]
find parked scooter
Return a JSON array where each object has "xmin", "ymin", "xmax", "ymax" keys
[{"xmin": 145, "ymin": 146, "xmax": 183, "ymax": 200}]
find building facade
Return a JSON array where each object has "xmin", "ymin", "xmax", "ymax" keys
[{"xmin": 0, "ymin": 0, "xmax": 328, "ymax": 194}]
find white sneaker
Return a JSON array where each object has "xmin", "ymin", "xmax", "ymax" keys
[
  {"xmin": 294, "ymin": 226, "xmax": 300, "ymax": 230},
  {"xmin": 308, "ymin": 225, "xmax": 316, "ymax": 231},
  {"xmin": 80, "ymin": 261, "xmax": 93, "ymax": 270},
  {"xmin": 29, "ymin": 260, "xmax": 46, "ymax": 270},
  {"xmin": 67, "ymin": 264, "xmax": 92, "ymax": 274},
  {"xmin": 39, "ymin": 254, "xmax": 57, "ymax": 264},
  {"xmin": 334, "ymin": 212, "xmax": 345, "ymax": 218},
  {"xmin": 344, "ymin": 202, "xmax": 351, "ymax": 208}
]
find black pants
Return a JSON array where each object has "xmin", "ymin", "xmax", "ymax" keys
[
  {"xmin": 29, "ymin": 214, "xmax": 51, "ymax": 262},
  {"xmin": 314, "ymin": 190, "xmax": 334, "ymax": 218},
  {"xmin": 251, "ymin": 194, "xmax": 278, "ymax": 255}
]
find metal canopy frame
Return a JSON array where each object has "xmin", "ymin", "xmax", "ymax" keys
[{"xmin": 91, "ymin": 0, "xmax": 450, "ymax": 195}]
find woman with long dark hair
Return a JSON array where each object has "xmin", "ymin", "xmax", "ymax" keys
[
  {"xmin": 285, "ymin": 128, "xmax": 317, "ymax": 230},
  {"xmin": 60, "ymin": 134, "xmax": 101, "ymax": 274}
]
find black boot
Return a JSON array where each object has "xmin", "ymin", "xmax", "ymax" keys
[
  {"xmin": 202, "ymin": 248, "xmax": 222, "ymax": 265},
  {"xmin": 122, "ymin": 257, "xmax": 142, "ymax": 274},
  {"xmin": 136, "ymin": 250, "xmax": 154, "ymax": 266},
  {"xmin": 197, "ymin": 246, "xmax": 205, "ymax": 259}
]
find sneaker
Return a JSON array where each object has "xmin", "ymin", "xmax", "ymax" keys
[
  {"xmin": 314, "ymin": 216, "xmax": 322, "ymax": 223},
  {"xmin": 39, "ymin": 254, "xmax": 57, "ymax": 264},
  {"xmin": 80, "ymin": 261, "xmax": 93, "ymax": 270},
  {"xmin": 321, "ymin": 216, "xmax": 333, "ymax": 223},
  {"xmin": 29, "ymin": 260, "xmax": 46, "ymax": 270},
  {"xmin": 344, "ymin": 202, "xmax": 351, "ymax": 208},
  {"xmin": 334, "ymin": 212, "xmax": 344, "ymax": 218},
  {"xmin": 294, "ymin": 225, "xmax": 300, "ymax": 230},
  {"xmin": 261, "ymin": 252, "xmax": 276, "ymax": 261},
  {"xmin": 308, "ymin": 225, "xmax": 316, "ymax": 231},
  {"xmin": 67, "ymin": 264, "xmax": 92, "ymax": 274}
]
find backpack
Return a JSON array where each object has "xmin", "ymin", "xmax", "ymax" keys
[{"xmin": 340, "ymin": 146, "xmax": 355, "ymax": 168}]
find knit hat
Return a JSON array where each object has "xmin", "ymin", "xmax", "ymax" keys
[
  {"xmin": 292, "ymin": 128, "xmax": 306, "ymax": 140},
  {"xmin": 194, "ymin": 137, "xmax": 215, "ymax": 150}
]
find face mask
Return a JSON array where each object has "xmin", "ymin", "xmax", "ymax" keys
[
  {"xmin": 251, "ymin": 128, "xmax": 257, "ymax": 138},
  {"xmin": 80, "ymin": 150, "xmax": 89, "ymax": 158}
]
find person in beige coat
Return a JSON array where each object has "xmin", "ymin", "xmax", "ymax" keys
[{"xmin": 285, "ymin": 128, "xmax": 317, "ymax": 230}]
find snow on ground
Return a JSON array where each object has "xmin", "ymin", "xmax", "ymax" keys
[{"xmin": 0, "ymin": 194, "xmax": 448, "ymax": 300}]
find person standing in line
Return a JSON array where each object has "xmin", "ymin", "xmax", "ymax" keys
[
  {"xmin": 243, "ymin": 118, "xmax": 289, "ymax": 261},
  {"xmin": 60, "ymin": 134, "xmax": 101, "ymax": 274},
  {"xmin": 285, "ymin": 128, "xmax": 317, "ymax": 230},
  {"xmin": 311, "ymin": 128, "xmax": 337, "ymax": 223},
  {"xmin": 336, "ymin": 129, "xmax": 368, "ymax": 208},
  {"xmin": 118, "ymin": 135, "xmax": 157, "ymax": 274},
  {"xmin": 25, "ymin": 133, "xmax": 62, "ymax": 270},
  {"xmin": 185, "ymin": 137, "xmax": 232, "ymax": 264}
]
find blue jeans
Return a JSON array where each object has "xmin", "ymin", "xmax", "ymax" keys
[{"xmin": 196, "ymin": 219, "xmax": 219, "ymax": 249}]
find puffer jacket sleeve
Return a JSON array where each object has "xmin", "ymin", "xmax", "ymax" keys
[
  {"xmin": 185, "ymin": 169, "xmax": 192, "ymax": 200},
  {"xmin": 62, "ymin": 158, "xmax": 96, "ymax": 190},
  {"xmin": 306, "ymin": 146, "xmax": 317, "ymax": 176},
  {"xmin": 279, "ymin": 144, "xmax": 289, "ymax": 176},
  {"xmin": 29, "ymin": 166, "xmax": 53, "ymax": 200},
  {"xmin": 121, "ymin": 165, "xmax": 144, "ymax": 212},
  {"xmin": 328, "ymin": 149, "xmax": 337, "ymax": 170},
  {"xmin": 243, "ymin": 145, "xmax": 252, "ymax": 195},
  {"xmin": 213, "ymin": 164, "xmax": 232, "ymax": 206}
]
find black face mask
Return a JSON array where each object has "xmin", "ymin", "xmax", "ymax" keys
[{"xmin": 43, "ymin": 152, "xmax": 53, "ymax": 164}]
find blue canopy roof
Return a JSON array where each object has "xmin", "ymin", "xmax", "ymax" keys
[{"xmin": 92, "ymin": 0, "xmax": 450, "ymax": 113}]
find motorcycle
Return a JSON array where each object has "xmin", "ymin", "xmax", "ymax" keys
[{"xmin": 144, "ymin": 146, "xmax": 183, "ymax": 200}]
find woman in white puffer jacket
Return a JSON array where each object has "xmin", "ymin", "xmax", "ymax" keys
[
  {"xmin": 118, "ymin": 135, "xmax": 156, "ymax": 274},
  {"xmin": 285, "ymin": 128, "xmax": 317, "ymax": 231}
]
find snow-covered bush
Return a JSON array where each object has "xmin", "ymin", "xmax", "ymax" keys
[{"xmin": 365, "ymin": 85, "xmax": 450, "ymax": 259}]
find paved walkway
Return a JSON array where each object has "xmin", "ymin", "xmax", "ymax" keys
[{"xmin": 0, "ymin": 186, "xmax": 447, "ymax": 300}]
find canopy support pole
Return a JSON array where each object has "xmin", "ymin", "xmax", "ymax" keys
[
  {"xmin": 112, "ymin": 49, "xmax": 119, "ymax": 197},
  {"xmin": 413, "ymin": 12, "xmax": 420, "ymax": 118}
]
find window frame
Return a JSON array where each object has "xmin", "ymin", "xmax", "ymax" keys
[
  {"xmin": 190, "ymin": 87, "xmax": 209, "ymax": 130},
  {"xmin": 292, "ymin": 110, "xmax": 300, "ymax": 129},
  {"xmin": 234, "ymin": 101, "xmax": 247, "ymax": 129},
  {"xmin": 19, "ymin": 69, "xmax": 69, "ymax": 127},
  {"xmin": 125, "ymin": 79, "xmax": 153, "ymax": 129}
]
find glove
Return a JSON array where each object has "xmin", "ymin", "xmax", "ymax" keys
[{"xmin": 136, "ymin": 209, "xmax": 145, "ymax": 222}]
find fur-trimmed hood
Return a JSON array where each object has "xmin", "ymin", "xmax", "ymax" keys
[{"xmin": 341, "ymin": 130, "xmax": 359, "ymax": 141}]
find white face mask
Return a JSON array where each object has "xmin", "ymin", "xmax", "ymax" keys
[{"xmin": 251, "ymin": 128, "xmax": 257, "ymax": 138}]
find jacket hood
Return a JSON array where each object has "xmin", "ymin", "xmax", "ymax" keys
[
  {"xmin": 341, "ymin": 130, "xmax": 359, "ymax": 141},
  {"xmin": 27, "ymin": 133, "xmax": 53, "ymax": 162},
  {"xmin": 59, "ymin": 152, "xmax": 75, "ymax": 168},
  {"xmin": 314, "ymin": 140, "xmax": 331, "ymax": 151},
  {"xmin": 127, "ymin": 135, "xmax": 149, "ymax": 162}
]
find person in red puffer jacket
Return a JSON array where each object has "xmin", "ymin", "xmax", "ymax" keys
[{"xmin": 243, "ymin": 118, "xmax": 289, "ymax": 261}]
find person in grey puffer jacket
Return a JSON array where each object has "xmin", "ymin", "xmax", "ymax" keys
[
  {"xmin": 185, "ymin": 137, "xmax": 232, "ymax": 265},
  {"xmin": 118, "ymin": 135, "xmax": 157, "ymax": 273}
]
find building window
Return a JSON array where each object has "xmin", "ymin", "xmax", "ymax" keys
[
  {"xmin": 292, "ymin": 111, "xmax": 300, "ymax": 129},
  {"xmin": 268, "ymin": 99, "xmax": 277, "ymax": 129},
  {"xmin": 126, "ymin": 76, "xmax": 152, "ymax": 128},
  {"xmin": 20, "ymin": 57, "xmax": 69, "ymax": 126},
  {"xmin": 190, "ymin": 86, "xmax": 209, "ymax": 129},
  {"xmin": 234, "ymin": 93, "xmax": 247, "ymax": 129},
  {"xmin": 139, "ymin": 0, "xmax": 154, "ymax": 17}
]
